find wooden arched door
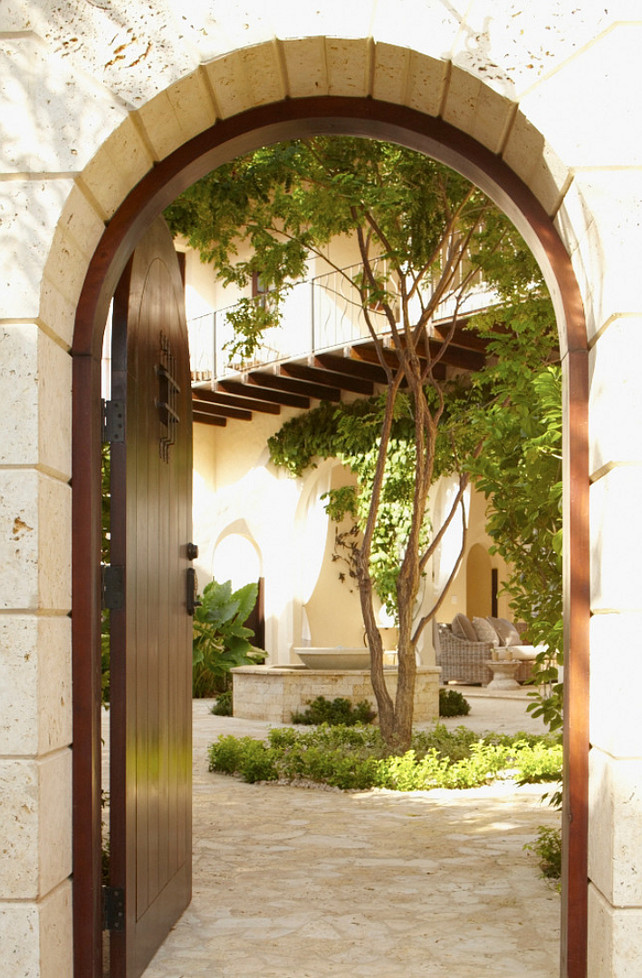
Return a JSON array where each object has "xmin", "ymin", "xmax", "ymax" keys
[{"xmin": 107, "ymin": 217, "xmax": 193, "ymax": 977}]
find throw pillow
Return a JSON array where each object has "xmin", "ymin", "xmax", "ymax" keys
[
  {"xmin": 451, "ymin": 613, "xmax": 477, "ymax": 642},
  {"xmin": 488, "ymin": 617, "xmax": 522, "ymax": 647},
  {"xmin": 472, "ymin": 617, "xmax": 500, "ymax": 646}
]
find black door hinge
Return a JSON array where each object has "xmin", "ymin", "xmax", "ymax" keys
[
  {"xmin": 101, "ymin": 564, "xmax": 125, "ymax": 611},
  {"xmin": 102, "ymin": 398, "xmax": 125, "ymax": 443},
  {"xmin": 102, "ymin": 886, "xmax": 125, "ymax": 932}
]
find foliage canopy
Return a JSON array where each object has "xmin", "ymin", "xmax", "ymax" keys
[{"xmin": 167, "ymin": 135, "xmax": 562, "ymax": 746}]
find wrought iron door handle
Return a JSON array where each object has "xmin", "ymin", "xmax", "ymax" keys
[{"xmin": 186, "ymin": 567, "xmax": 201, "ymax": 615}]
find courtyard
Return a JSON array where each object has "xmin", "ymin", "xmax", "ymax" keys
[{"xmin": 130, "ymin": 690, "xmax": 561, "ymax": 977}]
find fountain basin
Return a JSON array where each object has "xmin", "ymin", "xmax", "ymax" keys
[{"xmin": 294, "ymin": 647, "xmax": 371, "ymax": 670}]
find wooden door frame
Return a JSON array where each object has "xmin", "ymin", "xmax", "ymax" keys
[{"xmin": 72, "ymin": 96, "xmax": 589, "ymax": 978}]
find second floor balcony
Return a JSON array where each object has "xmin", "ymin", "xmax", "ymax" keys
[{"xmin": 188, "ymin": 258, "xmax": 498, "ymax": 388}]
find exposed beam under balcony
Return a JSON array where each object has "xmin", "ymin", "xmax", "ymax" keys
[
  {"xmin": 248, "ymin": 370, "xmax": 341, "ymax": 402},
  {"xmin": 281, "ymin": 361, "xmax": 374, "ymax": 395},
  {"xmin": 314, "ymin": 352, "xmax": 389, "ymax": 386},
  {"xmin": 193, "ymin": 387, "xmax": 281, "ymax": 415},
  {"xmin": 193, "ymin": 409, "xmax": 226, "ymax": 427},
  {"xmin": 193, "ymin": 399, "xmax": 253, "ymax": 421},
  {"xmin": 216, "ymin": 378, "xmax": 311, "ymax": 410}
]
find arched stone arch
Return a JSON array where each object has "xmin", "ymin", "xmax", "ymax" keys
[{"xmin": 67, "ymin": 59, "xmax": 588, "ymax": 978}]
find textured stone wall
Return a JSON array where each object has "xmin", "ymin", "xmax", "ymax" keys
[
  {"xmin": 232, "ymin": 666, "xmax": 440, "ymax": 724},
  {"xmin": 2, "ymin": 2, "xmax": 642, "ymax": 974}
]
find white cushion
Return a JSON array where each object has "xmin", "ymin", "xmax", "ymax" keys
[{"xmin": 505, "ymin": 644, "xmax": 538, "ymax": 660}]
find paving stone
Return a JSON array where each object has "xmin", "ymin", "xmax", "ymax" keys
[{"xmin": 135, "ymin": 692, "xmax": 560, "ymax": 977}]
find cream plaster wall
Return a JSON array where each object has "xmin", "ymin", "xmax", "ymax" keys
[
  {"xmin": 195, "ymin": 408, "xmax": 525, "ymax": 669},
  {"xmin": 2, "ymin": 2, "xmax": 641, "ymax": 975}
]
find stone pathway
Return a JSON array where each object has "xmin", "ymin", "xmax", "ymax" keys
[{"xmin": 140, "ymin": 691, "xmax": 561, "ymax": 977}]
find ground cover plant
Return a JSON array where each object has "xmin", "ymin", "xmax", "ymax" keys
[{"xmin": 207, "ymin": 724, "xmax": 562, "ymax": 792}]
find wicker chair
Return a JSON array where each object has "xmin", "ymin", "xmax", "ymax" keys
[
  {"xmin": 435, "ymin": 622, "xmax": 537, "ymax": 685},
  {"xmin": 435, "ymin": 622, "xmax": 494, "ymax": 685}
]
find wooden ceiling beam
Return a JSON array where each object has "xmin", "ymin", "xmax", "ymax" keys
[
  {"xmin": 351, "ymin": 342, "xmax": 447, "ymax": 381},
  {"xmin": 192, "ymin": 399, "xmax": 252, "ymax": 421},
  {"xmin": 193, "ymin": 410, "xmax": 226, "ymax": 427},
  {"xmin": 193, "ymin": 387, "xmax": 280, "ymax": 415},
  {"xmin": 314, "ymin": 352, "xmax": 388, "ymax": 386},
  {"xmin": 249, "ymin": 370, "xmax": 341, "ymax": 402},
  {"xmin": 216, "ymin": 378, "xmax": 310, "ymax": 409},
  {"xmin": 281, "ymin": 361, "xmax": 373, "ymax": 395}
]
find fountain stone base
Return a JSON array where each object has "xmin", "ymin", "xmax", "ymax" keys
[{"xmin": 231, "ymin": 664, "xmax": 441, "ymax": 724}]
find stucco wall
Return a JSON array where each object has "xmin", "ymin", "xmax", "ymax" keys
[{"xmin": 2, "ymin": 3, "xmax": 641, "ymax": 975}]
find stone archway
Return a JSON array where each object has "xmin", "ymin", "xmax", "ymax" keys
[{"xmin": 72, "ymin": 95, "xmax": 588, "ymax": 978}]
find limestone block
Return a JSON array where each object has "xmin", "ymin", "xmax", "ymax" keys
[
  {"xmin": 39, "ymin": 880, "xmax": 73, "ymax": 978},
  {"xmin": 37, "ymin": 335, "xmax": 71, "ymax": 478},
  {"xmin": 588, "ymin": 880, "xmax": 642, "ymax": 978},
  {"xmin": 556, "ymin": 170, "xmax": 642, "ymax": 343},
  {"xmin": 204, "ymin": 44, "xmax": 286, "ymax": 120},
  {"xmin": 0, "ymin": 759, "xmax": 38, "ymax": 898},
  {"xmin": 590, "ymin": 613, "xmax": 642, "ymax": 758},
  {"xmin": 0, "ymin": 750, "xmax": 71, "ymax": 901},
  {"xmin": 41, "ymin": 184, "xmax": 106, "ymax": 340},
  {"xmin": 0, "ymin": 324, "xmax": 71, "ymax": 474},
  {"xmin": 406, "ymin": 51, "xmax": 449, "ymax": 121},
  {"xmin": 451, "ymin": 2, "xmax": 619, "ymax": 101},
  {"xmin": 0, "ymin": 35, "xmax": 126, "ymax": 172},
  {"xmin": 38, "ymin": 750, "xmax": 72, "ymax": 897},
  {"xmin": 79, "ymin": 116, "xmax": 154, "ymax": 221},
  {"xmin": 589, "ymin": 748, "xmax": 642, "ymax": 907},
  {"xmin": 0, "ymin": 901, "xmax": 39, "ymax": 977},
  {"xmin": 282, "ymin": 38, "xmax": 329, "ymax": 99},
  {"xmin": 502, "ymin": 110, "xmax": 570, "ymax": 217},
  {"xmin": 442, "ymin": 65, "xmax": 516, "ymax": 155},
  {"xmin": 519, "ymin": 24, "xmax": 642, "ymax": 171},
  {"xmin": 325, "ymin": 37, "xmax": 371, "ymax": 98},
  {"xmin": 589, "ymin": 318, "xmax": 642, "ymax": 475},
  {"xmin": 0, "ymin": 880, "xmax": 73, "ymax": 978},
  {"xmin": 371, "ymin": 42, "xmax": 409, "ymax": 105},
  {"xmin": 0, "ymin": 324, "xmax": 38, "ymax": 465},
  {"xmin": 137, "ymin": 70, "xmax": 217, "ymax": 160},
  {"xmin": 590, "ymin": 467, "xmax": 642, "ymax": 613},
  {"xmin": 0, "ymin": 615, "xmax": 71, "ymax": 756},
  {"xmin": 39, "ymin": 281, "xmax": 77, "ymax": 355},
  {"xmin": 21, "ymin": 1, "xmax": 198, "ymax": 110},
  {"xmin": 0, "ymin": 470, "xmax": 71, "ymax": 612},
  {"xmin": 0, "ymin": 179, "xmax": 75, "ymax": 319},
  {"xmin": 53, "ymin": 184, "xmax": 106, "ymax": 264}
]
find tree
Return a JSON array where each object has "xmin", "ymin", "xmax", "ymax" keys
[{"xmin": 166, "ymin": 137, "xmax": 558, "ymax": 750}]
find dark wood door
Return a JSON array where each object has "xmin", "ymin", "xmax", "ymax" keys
[{"xmin": 109, "ymin": 218, "xmax": 193, "ymax": 978}]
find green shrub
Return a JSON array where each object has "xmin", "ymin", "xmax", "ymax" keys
[
  {"xmin": 211, "ymin": 690, "xmax": 233, "ymax": 716},
  {"xmin": 192, "ymin": 579, "xmax": 266, "ymax": 697},
  {"xmin": 291, "ymin": 696, "xmax": 376, "ymax": 726},
  {"xmin": 524, "ymin": 825, "xmax": 562, "ymax": 883},
  {"xmin": 439, "ymin": 687, "xmax": 471, "ymax": 717},
  {"xmin": 207, "ymin": 723, "xmax": 563, "ymax": 793}
]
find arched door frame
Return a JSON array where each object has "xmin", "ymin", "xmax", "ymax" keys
[{"xmin": 72, "ymin": 96, "xmax": 589, "ymax": 978}]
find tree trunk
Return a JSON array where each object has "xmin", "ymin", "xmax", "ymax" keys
[{"xmin": 360, "ymin": 357, "xmax": 435, "ymax": 754}]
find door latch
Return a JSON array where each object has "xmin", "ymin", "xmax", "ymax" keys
[{"xmin": 187, "ymin": 566, "xmax": 201, "ymax": 616}]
